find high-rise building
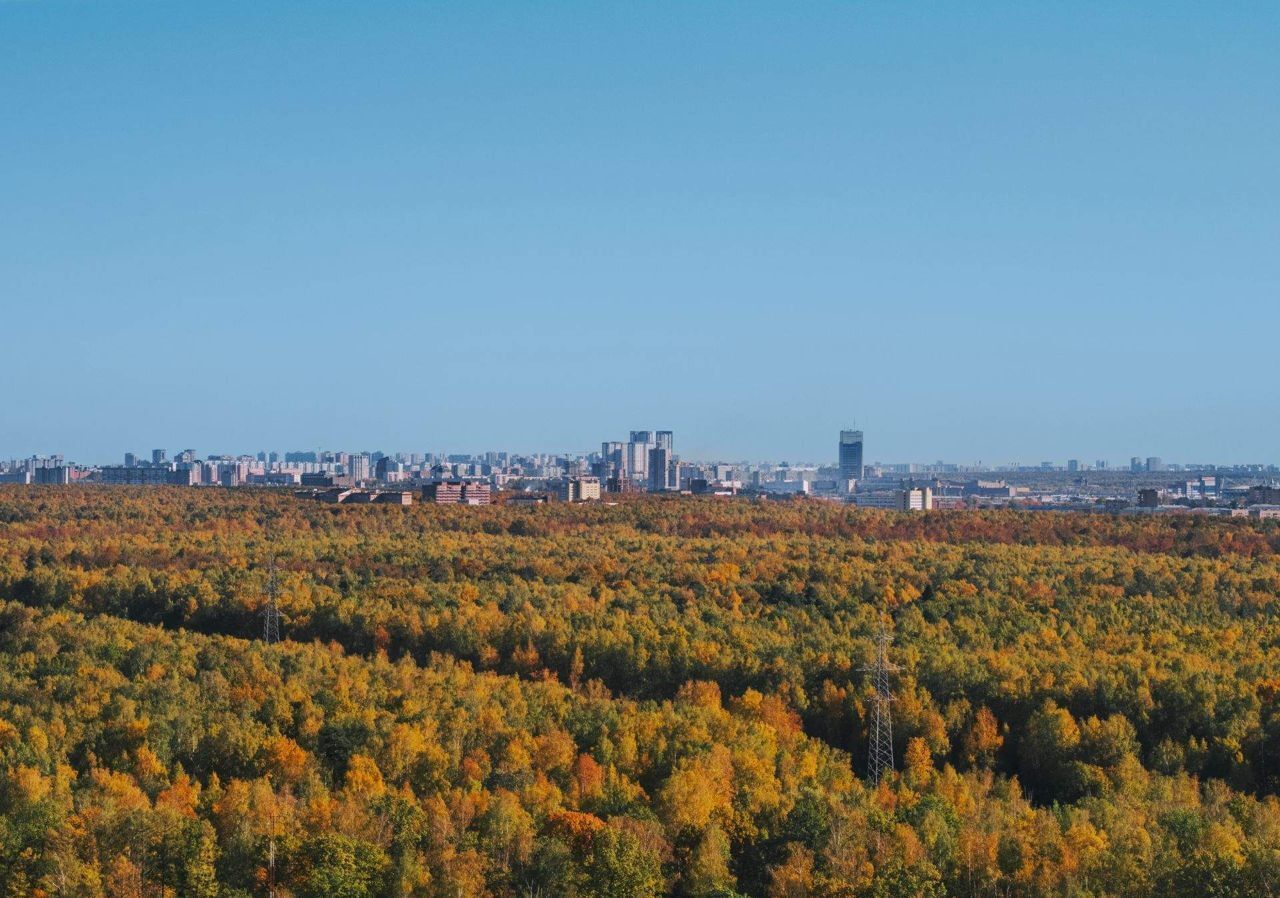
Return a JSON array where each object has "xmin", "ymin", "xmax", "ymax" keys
[
  {"xmin": 625, "ymin": 440, "xmax": 650, "ymax": 482},
  {"xmin": 648, "ymin": 446, "xmax": 671, "ymax": 491},
  {"xmin": 124, "ymin": 452, "xmax": 137, "ymax": 467},
  {"xmin": 1146, "ymin": 457, "xmax": 1165, "ymax": 472},
  {"xmin": 600, "ymin": 442, "xmax": 624, "ymax": 480},
  {"xmin": 375, "ymin": 456, "xmax": 404, "ymax": 481},
  {"xmin": 349, "ymin": 454, "xmax": 371, "ymax": 482},
  {"xmin": 1130, "ymin": 457, "xmax": 1144, "ymax": 473},
  {"xmin": 1067, "ymin": 459, "xmax": 1080, "ymax": 472},
  {"xmin": 600, "ymin": 431, "xmax": 671, "ymax": 486},
  {"xmin": 839, "ymin": 429, "xmax": 864, "ymax": 483},
  {"xmin": 152, "ymin": 449, "xmax": 167, "ymax": 465}
]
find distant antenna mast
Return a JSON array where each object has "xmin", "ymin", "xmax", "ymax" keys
[
  {"xmin": 860, "ymin": 622, "xmax": 900, "ymax": 785},
  {"xmin": 261, "ymin": 557, "xmax": 282, "ymax": 644}
]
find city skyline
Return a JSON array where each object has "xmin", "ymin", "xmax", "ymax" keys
[
  {"xmin": 9, "ymin": 428, "xmax": 1278, "ymax": 516},
  {"xmin": 6, "ymin": 437, "xmax": 1278, "ymax": 472}
]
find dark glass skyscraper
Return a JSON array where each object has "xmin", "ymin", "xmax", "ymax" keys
[{"xmin": 839, "ymin": 429, "xmax": 864, "ymax": 482}]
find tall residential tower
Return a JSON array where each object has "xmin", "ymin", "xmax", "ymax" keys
[{"xmin": 839, "ymin": 428, "xmax": 864, "ymax": 484}]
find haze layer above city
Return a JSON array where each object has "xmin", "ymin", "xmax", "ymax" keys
[{"xmin": 3, "ymin": 3, "xmax": 1278, "ymax": 461}]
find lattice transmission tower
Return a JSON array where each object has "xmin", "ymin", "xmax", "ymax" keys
[
  {"xmin": 261, "ymin": 557, "xmax": 283, "ymax": 644},
  {"xmin": 266, "ymin": 799, "xmax": 278, "ymax": 898},
  {"xmin": 860, "ymin": 623, "xmax": 900, "ymax": 785}
]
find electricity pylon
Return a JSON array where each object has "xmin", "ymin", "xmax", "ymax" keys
[
  {"xmin": 860, "ymin": 623, "xmax": 900, "ymax": 785},
  {"xmin": 267, "ymin": 799, "xmax": 278, "ymax": 898},
  {"xmin": 261, "ymin": 558, "xmax": 282, "ymax": 644}
]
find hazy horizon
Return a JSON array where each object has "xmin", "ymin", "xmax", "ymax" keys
[{"xmin": 4, "ymin": 2, "xmax": 1277, "ymax": 463}]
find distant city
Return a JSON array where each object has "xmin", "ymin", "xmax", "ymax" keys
[{"xmin": 2, "ymin": 427, "xmax": 1278, "ymax": 517}]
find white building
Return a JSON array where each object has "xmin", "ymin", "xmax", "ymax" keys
[{"xmin": 898, "ymin": 487, "xmax": 933, "ymax": 511}]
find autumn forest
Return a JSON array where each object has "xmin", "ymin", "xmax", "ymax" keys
[{"xmin": 2, "ymin": 487, "xmax": 1279, "ymax": 897}]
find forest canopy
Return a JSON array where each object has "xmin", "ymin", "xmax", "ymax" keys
[{"xmin": 1, "ymin": 486, "xmax": 1279, "ymax": 897}]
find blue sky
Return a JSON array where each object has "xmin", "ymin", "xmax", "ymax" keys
[{"xmin": 3, "ymin": 2, "xmax": 1277, "ymax": 464}]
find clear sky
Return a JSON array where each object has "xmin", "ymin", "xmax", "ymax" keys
[{"xmin": 3, "ymin": 2, "xmax": 1277, "ymax": 465}]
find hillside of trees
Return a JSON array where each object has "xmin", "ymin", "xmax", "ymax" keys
[{"xmin": 2, "ymin": 486, "xmax": 1279, "ymax": 897}]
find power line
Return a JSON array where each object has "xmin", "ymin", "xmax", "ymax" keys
[
  {"xmin": 261, "ymin": 557, "xmax": 282, "ymax": 644},
  {"xmin": 267, "ymin": 795, "xmax": 278, "ymax": 898},
  {"xmin": 859, "ymin": 621, "xmax": 900, "ymax": 786}
]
